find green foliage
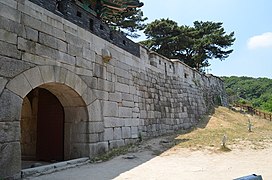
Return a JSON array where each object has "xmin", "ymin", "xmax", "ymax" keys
[
  {"xmin": 222, "ymin": 76, "xmax": 272, "ymax": 112},
  {"xmin": 99, "ymin": 0, "xmax": 147, "ymax": 38},
  {"xmin": 105, "ymin": 8, "xmax": 147, "ymax": 38},
  {"xmin": 140, "ymin": 18, "xmax": 235, "ymax": 70}
]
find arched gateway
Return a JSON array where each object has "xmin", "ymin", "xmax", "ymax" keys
[{"xmin": 5, "ymin": 65, "xmax": 90, "ymax": 170}]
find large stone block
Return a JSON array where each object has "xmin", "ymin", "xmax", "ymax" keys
[
  {"xmin": 54, "ymin": 66, "xmax": 68, "ymax": 84},
  {"xmin": 21, "ymin": 13, "xmax": 42, "ymax": 31},
  {"xmin": 104, "ymin": 128, "xmax": 113, "ymax": 141},
  {"xmin": 0, "ymin": 29, "xmax": 17, "ymax": 44},
  {"xmin": 91, "ymin": 89, "xmax": 109, "ymax": 101},
  {"xmin": 88, "ymin": 142, "xmax": 109, "ymax": 157},
  {"xmin": 93, "ymin": 63, "xmax": 106, "ymax": 79},
  {"xmin": 0, "ymin": 16, "xmax": 25, "ymax": 37},
  {"xmin": 18, "ymin": 37, "xmax": 36, "ymax": 54},
  {"xmin": 36, "ymin": 43, "xmax": 58, "ymax": 60},
  {"xmin": 115, "ymin": 82, "xmax": 129, "ymax": 93},
  {"xmin": 39, "ymin": 32, "xmax": 67, "ymax": 52},
  {"xmin": 83, "ymin": 47, "xmax": 95, "ymax": 62},
  {"xmin": 87, "ymin": 100, "xmax": 103, "ymax": 122},
  {"xmin": 115, "ymin": 67, "xmax": 129, "ymax": 78},
  {"xmin": 39, "ymin": 66, "xmax": 55, "ymax": 83},
  {"xmin": 109, "ymin": 92, "xmax": 122, "ymax": 102},
  {"xmin": 88, "ymin": 122, "xmax": 104, "ymax": 133},
  {"xmin": 131, "ymin": 126, "xmax": 139, "ymax": 138},
  {"xmin": 0, "ymin": 142, "xmax": 21, "ymax": 179},
  {"xmin": 0, "ymin": 41, "xmax": 21, "ymax": 59},
  {"xmin": 23, "ymin": 66, "xmax": 43, "ymax": 89},
  {"xmin": 68, "ymin": 44, "xmax": 83, "ymax": 57},
  {"xmin": 104, "ymin": 117, "xmax": 125, "ymax": 128},
  {"xmin": 80, "ymin": 76, "xmax": 97, "ymax": 89},
  {"xmin": 41, "ymin": 21, "xmax": 66, "ymax": 41},
  {"xmin": 17, "ymin": 1, "xmax": 44, "ymax": 22},
  {"xmin": 113, "ymin": 127, "xmax": 122, "ymax": 140},
  {"xmin": 76, "ymin": 57, "xmax": 93, "ymax": 70},
  {"xmin": 6, "ymin": 73, "xmax": 32, "ymax": 98},
  {"xmin": 0, "ymin": 0, "xmax": 17, "ymax": 9},
  {"xmin": 97, "ymin": 78, "xmax": 114, "ymax": 92},
  {"xmin": 122, "ymin": 127, "xmax": 131, "ymax": 139},
  {"xmin": 102, "ymin": 101, "xmax": 118, "ymax": 117},
  {"xmin": 65, "ymin": 32, "xmax": 90, "ymax": 48},
  {"xmin": 109, "ymin": 139, "xmax": 124, "ymax": 149},
  {"xmin": 0, "ymin": 122, "xmax": 20, "ymax": 142},
  {"xmin": 0, "ymin": 2, "xmax": 21, "ymax": 23},
  {"xmin": 119, "ymin": 107, "xmax": 133, "ymax": 118}
]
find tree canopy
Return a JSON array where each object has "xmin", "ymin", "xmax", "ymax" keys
[
  {"xmin": 140, "ymin": 19, "xmax": 235, "ymax": 71},
  {"xmin": 222, "ymin": 76, "xmax": 272, "ymax": 112},
  {"xmin": 75, "ymin": 0, "xmax": 147, "ymax": 38}
]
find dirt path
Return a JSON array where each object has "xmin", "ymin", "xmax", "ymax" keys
[
  {"xmin": 30, "ymin": 142, "xmax": 272, "ymax": 180},
  {"xmin": 30, "ymin": 107, "xmax": 272, "ymax": 180}
]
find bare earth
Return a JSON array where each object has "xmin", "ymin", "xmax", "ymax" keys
[
  {"xmin": 31, "ymin": 108, "xmax": 272, "ymax": 180},
  {"xmin": 30, "ymin": 140, "xmax": 272, "ymax": 180}
]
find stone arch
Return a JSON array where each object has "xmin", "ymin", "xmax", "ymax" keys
[{"xmin": 5, "ymin": 65, "xmax": 91, "ymax": 165}]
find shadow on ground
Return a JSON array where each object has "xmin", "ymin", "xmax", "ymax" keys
[{"xmin": 29, "ymin": 109, "xmax": 218, "ymax": 180}]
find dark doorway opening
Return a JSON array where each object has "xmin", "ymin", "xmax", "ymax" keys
[
  {"xmin": 21, "ymin": 88, "xmax": 64, "ymax": 165},
  {"xmin": 36, "ymin": 88, "xmax": 64, "ymax": 161}
]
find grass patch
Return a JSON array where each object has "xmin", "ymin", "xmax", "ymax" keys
[
  {"xmin": 175, "ymin": 107, "xmax": 272, "ymax": 152},
  {"xmin": 91, "ymin": 144, "xmax": 137, "ymax": 162}
]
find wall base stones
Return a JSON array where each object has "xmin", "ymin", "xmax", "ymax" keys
[{"xmin": 0, "ymin": 0, "xmax": 228, "ymax": 179}]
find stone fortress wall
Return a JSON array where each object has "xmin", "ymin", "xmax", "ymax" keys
[{"xmin": 0, "ymin": 0, "xmax": 227, "ymax": 178}]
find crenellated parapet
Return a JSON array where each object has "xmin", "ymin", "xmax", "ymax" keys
[{"xmin": 29, "ymin": 0, "xmax": 140, "ymax": 57}]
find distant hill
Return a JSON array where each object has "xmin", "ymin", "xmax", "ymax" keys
[{"xmin": 221, "ymin": 76, "xmax": 272, "ymax": 112}]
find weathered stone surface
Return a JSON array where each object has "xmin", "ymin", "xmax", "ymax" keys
[
  {"xmin": 39, "ymin": 66, "xmax": 55, "ymax": 83},
  {"xmin": 102, "ymin": 101, "xmax": 118, "ymax": 117},
  {"xmin": 93, "ymin": 63, "xmax": 106, "ymax": 79},
  {"xmin": 54, "ymin": 66, "xmax": 67, "ymax": 84},
  {"xmin": 88, "ymin": 142, "xmax": 108, "ymax": 157},
  {"xmin": 97, "ymin": 78, "xmax": 114, "ymax": 92},
  {"xmin": 0, "ymin": 29, "xmax": 17, "ymax": 44},
  {"xmin": 0, "ymin": 41, "xmax": 21, "ymax": 59},
  {"xmin": 25, "ymin": 26, "xmax": 39, "ymax": 41},
  {"xmin": 0, "ymin": 2, "xmax": 21, "ymax": 23},
  {"xmin": 122, "ymin": 127, "xmax": 131, "ymax": 139},
  {"xmin": 65, "ymin": 32, "xmax": 90, "ymax": 48},
  {"xmin": 109, "ymin": 139, "xmax": 124, "ymax": 149},
  {"xmin": 113, "ymin": 127, "xmax": 122, "ymax": 140},
  {"xmin": 0, "ymin": 142, "xmax": 21, "ymax": 179},
  {"xmin": 109, "ymin": 92, "xmax": 122, "ymax": 102},
  {"xmin": 18, "ymin": 37, "xmax": 36, "ymax": 54},
  {"xmin": 131, "ymin": 126, "xmax": 139, "ymax": 138},
  {"xmin": 0, "ymin": 89, "xmax": 22, "ymax": 122},
  {"xmin": 23, "ymin": 67, "xmax": 43, "ymax": 89},
  {"xmin": 0, "ymin": 15, "xmax": 25, "ymax": 37},
  {"xmin": 104, "ymin": 128, "xmax": 113, "ymax": 141},
  {"xmin": 0, "ymin": 122, "xmax": 20, "ymax": 142},
  {"xmin": 119, "ymin": 107, "xmax": 133, "ymax": 118},
  {"xmin": 0, "ymin": 77, "xmax": 8, "ymax": 94},
  {"xmin": 83, "ymin": 47, "xmax": 95, "ymax": 62},
  {"xmin": 68, "ymin": 44, "xmax": 83, "ymax": 57},
  {"xmin": 88, "ymin": 122, "xmax": 104, "ymax": 133},
  {"xmin": 115, "ymin": 82, "xmax": 129, "ymax": 93},
  {"xmin": 104, "ymin": 117, "xmax": 125, "ymax": 128},
  {"xmin": 87, "ymin": 100, "xmax": 103, "ymax": 122},
  {"xmin": 76, "ymin": 57, "xmax": 93, "ymax": 70},
  {"xmin": 6, "ymin": 73, "xmax": 32, "ymax": 98},
  {"xmin": 39, "ymin": 32, "xmax": 67, "ymax": 52}
]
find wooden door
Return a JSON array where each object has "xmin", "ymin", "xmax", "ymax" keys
[{"xmin": 36, "ymin": 88, "xmax": 64, "ymax": 161}]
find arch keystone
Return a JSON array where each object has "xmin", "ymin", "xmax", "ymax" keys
[{"xmin": 23, "ymin": 67, "xmax": 43, "ymax": 89}]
